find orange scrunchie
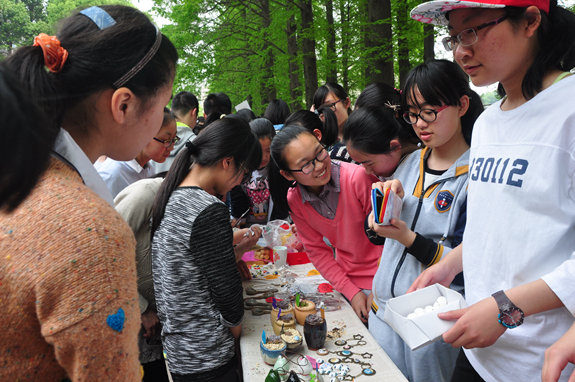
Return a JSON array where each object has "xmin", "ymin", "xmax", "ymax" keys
[{"xmin": 33, "ymin": 33, "xmax": 68, "ymax": 73}]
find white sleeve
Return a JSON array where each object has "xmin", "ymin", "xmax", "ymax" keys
[{"xmin": 541, "ymin": 254, "xmax": 575, "ymax": 316}]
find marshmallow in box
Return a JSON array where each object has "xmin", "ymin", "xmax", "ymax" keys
[{"xmin": 383, "ymin": 284, "xmax": 467, "ymax": 350}]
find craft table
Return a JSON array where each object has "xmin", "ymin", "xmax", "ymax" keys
[{"xmin": 239, "ymin": 263, "xmax": 408, "ymax": 382}]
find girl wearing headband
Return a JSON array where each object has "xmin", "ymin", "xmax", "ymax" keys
[
  {"xmin": 409, "ymin": 0, "xmax": 575, "ymax": 381},
  {"xmin": 0, "ymin": 5, "xmax": 178, "ymax": 381}
]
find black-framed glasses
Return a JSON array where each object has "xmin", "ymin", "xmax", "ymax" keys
[
  {"xmin": 325, "ymin": 99, "xmax": 342, "ymax": 111},
  {"xmin": 289, "ymin": 145, "xmax": 329, "ymax": 174},
  {"xmin": 403, "ymin": 105, "xmax": 449, "ymax": 125},
  {"xmin": 153, "ymin": 135, "xmax": 180, "ymax": 148},
  {"xmin": 442, "ymin": 15, "xmax": 508, "ymax": 51}
]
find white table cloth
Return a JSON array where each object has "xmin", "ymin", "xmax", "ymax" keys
[{"xmin": 240, "ymin": 264, "xmax": 408, "ymax": 381}]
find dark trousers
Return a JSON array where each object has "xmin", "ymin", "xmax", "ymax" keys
[
  {"xmin": 450, "ymin": 349, "xmax": 485, "ymax": 382},
  {"xmin": 143, "ymin": 359, "xmax": 170, "ymax": 382},
  {"xmin": 170, "ymin": 357, "xmax": 239, "ymax": 382}
]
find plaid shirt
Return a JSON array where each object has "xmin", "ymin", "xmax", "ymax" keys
[{"xmin": 299, "ymin": 161, "xmax": 341, "ymax": 220}]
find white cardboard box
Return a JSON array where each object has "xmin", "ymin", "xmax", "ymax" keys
[{"xmin": 383, "ymin": 284, "xmax": 467, "ymax": 350}]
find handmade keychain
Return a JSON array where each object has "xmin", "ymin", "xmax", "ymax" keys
[{"xmin": 314, "ymin": 335, "xmax": 376, "ymax": 380}]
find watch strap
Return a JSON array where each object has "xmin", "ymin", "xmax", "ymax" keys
[{"xmin": 492, "ymin": 290, "xmax": 514, "ymax": 311}]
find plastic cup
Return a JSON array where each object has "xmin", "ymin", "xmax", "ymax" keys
[{"xmin": 273, "ymin": 246, "xmax": 288, "ymax": 268}]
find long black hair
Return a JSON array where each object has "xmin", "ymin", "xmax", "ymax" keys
[
  {"xmin": 402, "ymin": 59, "xmax": 483, "ymax": 145},
  {"xmin": 4, "ymin": 5, "xmax": 178, "ymax": 135},
  {"xmin": 284, "ymin": 107, "xmax": 339, "ymax": 148},
  {"xmin": 268, "ymin": 125, "xmax": 315, "ymax": 214},
  {"xmin": 151, "ymin": 118, "xmax": 262, "ymax": 235},
  {"xmin": 264, "ymin": 99, "xmax": 291, "ymax": 124},
  {"xmin": 0, "ymin": 64, "xmax": 56, "ymax": 212},
  {"xmin": 496, "ymin": 2, "xmax": 575, "ymax": 99},
  {"xmin": 344, "ymin": 106, "xmax": 420, "ymax": 156}
]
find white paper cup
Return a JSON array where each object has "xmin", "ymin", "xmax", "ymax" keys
[{"xmin": 273, "ymin": 246, "xmax": 288, "ymax": 268}]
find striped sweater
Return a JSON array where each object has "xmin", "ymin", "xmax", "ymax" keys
[{"xmin": 151, "ymin": 187, "xmax": 243, "ymax": 379}]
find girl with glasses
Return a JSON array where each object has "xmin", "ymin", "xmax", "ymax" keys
[
  {"xmin": 151, "ymin": 118, "xmax": 261, "ymax": 382},
  {"xmin": 97, "ymin": 108, "xmax": 178, "ymax": 198},
  {"xmin": 409, "ymin": 0, "xmax": 575, "ymax": 381},
  {"xmin": 313, "ymin": 83, "xmax": 356, "ymax": 163},
  {"xmin": 365, "ymin": 59, "xmax": 483, "ymax": 382},
  {"xmin": 0, "ymin": 5, "xmax": 178, "ymax": 380},
  {"xmin": 268, "ymin": 123, "xmax": 383, "ymax": 323}
]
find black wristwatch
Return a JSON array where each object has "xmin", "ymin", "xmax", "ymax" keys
[{"xmin": 492, "ymin": 290, "xmax": 524, "ymax": 329}]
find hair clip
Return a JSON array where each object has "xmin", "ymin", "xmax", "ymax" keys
[
  {"xmin": 314, "ymin": 109, "xmax": 320, "ymax": 116},
  {"xmin": 384, "ymin": 101, "xmax": 400, "ymax": 112},
  {"xmin": 80, "ymin": 6, "xmax": 116, "ymax": 30}
]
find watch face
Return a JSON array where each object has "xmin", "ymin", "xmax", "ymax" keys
[{"xmin": 500, "ymin": 307, "xmax": 524, "ymax": 328}]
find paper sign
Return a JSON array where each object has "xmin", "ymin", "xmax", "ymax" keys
[{"xmin": 235, "ymin": 100, "xmax": 251, "ymax": 111}]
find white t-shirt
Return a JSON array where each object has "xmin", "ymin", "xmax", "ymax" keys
[
  {"xmin": 96, "ymin": 158, "xmax": 155, "ymax": 198},
  {"xmin": 463, "ymin": 75, "xmax": 575, "ymax": 381}
]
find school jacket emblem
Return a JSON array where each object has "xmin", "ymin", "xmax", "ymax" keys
[{"xmin": 435, "ymin": 190, "xmax": 454, "ymax": 212}]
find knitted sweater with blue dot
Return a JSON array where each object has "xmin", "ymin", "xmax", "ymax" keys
[{"xmin": 0, "ymin": 158, "xmax": 141, "ymax": 381}]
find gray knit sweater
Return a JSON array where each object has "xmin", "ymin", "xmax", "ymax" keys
[{"xmin": 151, "ymin": 186, "xmax": 244, "ymax": 379}]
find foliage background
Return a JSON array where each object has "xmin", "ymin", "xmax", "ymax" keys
[{"xmin": 2, "ymin": 0, "xmax": 574, "ymax": 113}]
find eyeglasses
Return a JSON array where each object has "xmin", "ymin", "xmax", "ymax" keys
[
  {"xmin": 403, "ymin": 105, "xmax": 449, "ymax": 125},
  {"xmin": 289, "ymin": 145, "xmax": 329, "ymax": 174},
  {"xmin": 325, "ymin": 99, "xmax": 342, "ymax": 111},
  {"xmin": 153, "ymin": 135, "xmax": 180, "ymax": 148},
  {"xmin": 442, "ymin": 15, "xmax": 508, "ymax": 51}
]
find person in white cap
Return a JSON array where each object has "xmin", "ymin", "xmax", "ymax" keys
[{"xmin": 408, "ymin": 0, "xmax": 575, "ymax": 381}]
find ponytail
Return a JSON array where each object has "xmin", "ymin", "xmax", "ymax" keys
[
  {"xmin": 315, "ymin": 106, "xmax": 339, "ymax": 147},
  {"xmin": 284, "ymin": 109, "xmax": 338, "ymax": 148},
  {"xmin": 0, "ymin": 64, "xmax": 58, "ymax": 212},
  {"xmin": 4, "ymin": 46, "xmax": 61, "ymax": 131},
  {"xmin": 151, "ymin": 118, "xmax": 262, "ymax": 236}
]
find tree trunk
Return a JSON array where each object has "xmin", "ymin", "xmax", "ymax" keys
[
  {"xmin": 287, "ymin": 11, "xmax": 301, "ymax": 111},
  {"xmin": 366, "ymin": 0, "xmax": 393, "ymax": 85},
  {"xmin": 424, "ymin": 24, "xmax": 435, "ymax": 61},
  {"xmin": 325, "ymin": 0, "xmax": 337, "ymax": 84},
  {"xmin": 300, "ymin": 0, "xmax": 318, "ymax": 109},
  {"xmin": 340, "ymin": 0, "xmax": 350, "ymax": 90},
  {"xmin": 260, "ymin": 0, "xmax": 276, "ymax": 106},
  {"xmin": 363, "ymin": 0, "xmax": 370, "ymax": 82},
  {"xmin": 396, "ymin": 0, "xmax": 410, "ymax": 88}
]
